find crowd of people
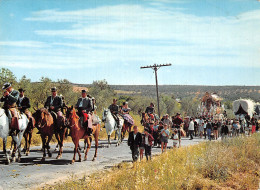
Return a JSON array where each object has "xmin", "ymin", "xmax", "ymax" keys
[{"xmin": 128, "ymin": 102, "xmax": 260, "ymax": 162}]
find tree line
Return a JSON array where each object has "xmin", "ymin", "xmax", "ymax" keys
[{"xmin": 0, "ymin": 68, "xmax": 238, "ymax": 118}]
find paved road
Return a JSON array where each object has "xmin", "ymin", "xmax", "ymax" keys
[{"xmin": 0, "ymin": 137, "xmax": 205, "ymax": 190}]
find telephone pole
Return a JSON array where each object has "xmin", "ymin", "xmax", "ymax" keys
[{"xmin": 140, "ymin": 63, "xmax": 172, "ymax": 118}]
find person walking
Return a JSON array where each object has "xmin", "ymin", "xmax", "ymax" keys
[
  {"xmin": 188, "ymin": 118, "xmax": 194, "ymax": 140},
  {"xmin": 206, "ymin": 120, "xmax": 212, "ymax": 141},
  {"xmin": 212, "ymin": 120, "xmax": 218, "ymax": 140},
  {"xmin": 128, "ymin": 126, "xmax": 142, "ymax": 162},
  {"xmin": 160, "ymin": 124, "xmax": 170, "ymax": 153},
  {"xmin": 172, "ymin": 129, "xmax": 179, "ymax": 148},
  {"xmin": 143, "ymin": 128, "xmax": 154, "ymax": 161},
  {"xmin": 221, "ymin": 121, "xmax": 229, "ymax": 140}
]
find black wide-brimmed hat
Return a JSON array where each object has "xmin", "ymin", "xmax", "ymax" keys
[
  {"xmin": 18, "ymin": 88, "xmax": 25, "ymax": 92},
  {"xmin": 51, "ymin": 87, "xmax": 57, "ymax": 92},
  {"xmin": 82, "ymin": 89, "xmax": 87, "ymax": 93},
  {"xmin": 2, "ymin": 82, "xmax": 11, "ymax": 90}
]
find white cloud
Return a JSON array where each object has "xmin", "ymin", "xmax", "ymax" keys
[
  {"xmin": 0, "ymin": 41, "xmax": 49, "ymax": 48},
  {"xmin": 4, "ymin": 4, "xmax": 258, "ymax": 70}
]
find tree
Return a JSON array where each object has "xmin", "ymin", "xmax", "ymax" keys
[{"xmin": 0, "ymin": 68, "xmax": 17, "ymax": 88}]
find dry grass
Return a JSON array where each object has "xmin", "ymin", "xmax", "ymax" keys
[{"xmin": 44, "ymin": 134, "xmax": 260, "ymax": 190}]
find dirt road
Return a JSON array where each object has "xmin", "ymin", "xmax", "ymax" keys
[{"xmin": 0, "ymin": 137, "xmax": 205, "ymax": 189}]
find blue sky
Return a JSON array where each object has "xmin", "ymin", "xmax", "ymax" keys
[{"xmin": 0, "ymin": 0, "xmax": 260, "ymax": 85}]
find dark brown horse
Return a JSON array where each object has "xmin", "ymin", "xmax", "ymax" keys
[
  {"xmin": 66, "ymin": 107, "xmax": 100, "ymax": 164},
  {"xmin": 121, "ymin": 121, "xmax": 132, "ymax": 140},
  {"xmin": 33, "ymin": 108, "xmax": 54, "ymax": 162},
  {"xmin": 23, "ymin": 116, "xmax": 36, "ymax": 156},
  {"xmin": 53, "ymin": 113, "xmax": 67, "ymax": 159}
]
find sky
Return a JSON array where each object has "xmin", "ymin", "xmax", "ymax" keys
[{"xmin": 0, "ymin": 0, "xmax": 260, "ymax": 85}]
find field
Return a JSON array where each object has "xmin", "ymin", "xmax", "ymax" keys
[{"xmin": 44, "ymin": 134, "xmax": 260, "ymax": 190}]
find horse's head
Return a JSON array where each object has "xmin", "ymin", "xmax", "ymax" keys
[
  {"xmin": 32, "ymin": 108, "xmax": 48, "ymax": 128},
  {"xmin": 66, "ymin": 106, "xmax": 79, "ymax": 124},
  {"xmin": 102, "ymin": 108, "xmax": 109, "ymax": 122}
]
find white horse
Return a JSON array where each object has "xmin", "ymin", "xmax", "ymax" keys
[
  {"xmin": 0, "ymin": 108, "xmax": 10, "ymax": 164},
  {"xmin": 11, "ymin": 113, "xmax": 29, "ymax": 162},
  {"xmin": 102, "ymin": 109, "xmax": 124, "ymax": 147}
]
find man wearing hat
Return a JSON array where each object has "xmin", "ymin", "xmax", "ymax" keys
[
  {"xmin": 44, "ymin": 87, "xmax": 63, "ymax": 129},
  {"xmin": 108, "ymin": 99, "xmax": 120, "ymax": 127},
  {"xmin": 0, "ymin": 83, "xmax": 19, "ymax": 134},
  {"xmin": 75, "ymin": 89, "xmax": 93, "ymax": 134},
  {"xmin": 17, "ymin": 88, "xmax": 31, "ymax": 115}
]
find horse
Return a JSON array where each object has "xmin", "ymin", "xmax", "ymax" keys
[
  {"xmin": 0, "ymin": 108, "xmax": 10, "ymax": 164},
  {"xmin": 141, "ymin": 112, "xmax": 149, "ymax": 126},
  {"xmin": 53, "ymin": 112, "xmax": 67, "ymax": 159},
  {"xmin": 8, "ymin": 111, "xmax": 29, "ymax": 163},
  {"xmin": 66, "ymin": 107, "xmax": 100, "ymax": 163},
  {"xmin": 23, "ymin": 116, "xmax": 35, "ymax": 156},
  {"xmin": 33, "ymin": 108, "xmax": 54, "ymax": 162},
  {"xmin": 121, "ymin": 121, "xmax": 132, "ymax": 140},
  {"xmin": 102, "ymin": 109, "xmax": 123, "ymax": 147}
]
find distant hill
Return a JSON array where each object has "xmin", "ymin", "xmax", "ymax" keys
[{"xmin": 73, "ymin": 84, "xmax": 260, "ymax": 102}]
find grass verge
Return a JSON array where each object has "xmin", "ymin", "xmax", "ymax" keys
[{"xmin": 43, "ymin": 134, "xmax": 260, "ymax": 190}]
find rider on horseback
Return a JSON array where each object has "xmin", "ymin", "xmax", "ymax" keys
[
  {"xmin": 75, "ymin": 89, "xmax": 93, "ymax": 135},
  {"xmin": 17, "ymin": 88, "xmax": 32, "ymax": 120},
  {"xmin": 145, "ymin": 103, "xmax": 155, "ymax": 120},
  {"xmin": 0, "ymin": 83, "xmax": 19, "ymax": 136},
  {"xmin": 108, "ymin": 99, "xmax": 120, "ymax": 127},
  {"xmin": 44, "ymin": 87, "xmax": 63, "ymax": 131}
]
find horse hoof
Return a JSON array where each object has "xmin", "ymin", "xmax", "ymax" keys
[
  {"xmin": 12, "ymin": 157, "xmax": 16, "ymax": 163},
  {"xmin": 26, "ymin": 152, "xmax": 29, "ymax": 156},
  {"xmin": 41, "ymin": 158, "xmax": 45, "ymax": 162},
  {"xmin": 48, "ymin": 153, "xmax": 52, "ymax": 158},
  {"xmin": 92, "ymin": 157, "xmax": 96, "ymax": 161},
  {"xmin": 56, "ymin": 155, "xmax": 61, "ymax": 159},
  {"xmin": 71, "ymin": 160, "xmax": 75, "ymax": 164},
  {"xmin": 54, "ymin": 148, "xmax": 58, "ymax": 152},
  {"xmin": 6, "ymin": 160, "xmax": 10, "ymax": 165},
  {"xmin": 79, "ymin": 159, "xmax": 82, "ymax": 162},
  {"xmin": 17, "ymin": 157, "xmax": 21, "ymax": 163}
]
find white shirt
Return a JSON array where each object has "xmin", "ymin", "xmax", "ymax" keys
[
  {"xmin": 145, "ymin": 136, "xmax": 149, "ymax": 145},
  {"xmin": 79, "ymin": 97, "xmax": 87, "ymax": 107},
  {"xmin": 18, "ymin": 96, "xmax": 24, "ymax": 104},
  {"xmin": 50, "ymin": 96, "xmax": 56, "ymax": 105},
  {"xmin": 133, "ymin": 133, "xmax": 137, "ymax": 140},
  {"xmin": 189, "ymin": 121, "xmax": 194, "ymax": 131}
]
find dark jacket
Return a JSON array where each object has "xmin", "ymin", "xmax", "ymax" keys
[
  {"xmin": 145, "ymin": 106, "xmax": 154, "ymax": 114},
  {"xmin": 1, "ymin": 90, "xmax": 19, "ymax": 108},
  {"xmin": 108, "ymin": 104, "xmax": 119, "ymax": 114},
  {"xmin": 221, "ymin": 125, "xmax": 229, "ymax": 135},
  {"xmin": 128, "ymin": 131, "xmax": 142, "ymax": 150},
  {"xmin": 17, "ymin": 96, "xmax": 31, "ymax": 112},
  {"xmin": 75, "ymin": 97, "xmax": 93, "ymax": 113},
  {"xmin": 44, "ymin": 96, "xmax": 63, "ymax": 112},
  {"xmin": 206, "ymin": 123, "xmax": 212, "ymax": 130}
]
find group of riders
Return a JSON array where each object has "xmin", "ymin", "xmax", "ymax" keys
[{"xmin": 0, "ymin": 82, "xmax": 136, "ymax": 137}]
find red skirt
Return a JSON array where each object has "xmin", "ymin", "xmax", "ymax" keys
[{"xmin": 252, "ymin": 125, "xmax": 256, "ymax": 134}]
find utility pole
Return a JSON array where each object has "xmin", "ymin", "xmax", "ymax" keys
[{"xmin": 140, "ymin": 63, "xmax": 172, "ymax": 118}]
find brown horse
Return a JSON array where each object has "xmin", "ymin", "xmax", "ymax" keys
[
  {"xmin": 66, "ymin": 106, "xmax": 100, "ymax": 164},
  {"xmin": 53, "ymin": 113, "xmax": 67, "ymax": 159},
  {"xmin": 141, "ymin": 112, "xmax": 149, "ymax": 126},
  {"xmin": 33, "ymin": 108, "xmax": 54, "ymax": 162},
  {"xmin": 23, "ymin": 116, "xmax": 36, "ymax": 156},
  {"xmin": 121, "ymin": 121, "xmax": 132, "ymax": 140}
]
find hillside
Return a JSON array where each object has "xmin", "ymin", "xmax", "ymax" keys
[{"xmin": 74, "ymin": 84, "xmax": 260, "ymax": 102}]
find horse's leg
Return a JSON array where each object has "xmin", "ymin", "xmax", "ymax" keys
[
  {"xmin": 17, "ymin": 132, "xmax": 24, "ymax": 162},
  {"xmin": 56, "ymin": 131, "xmax": 63, "ymax": 159},
  {"xmin": 108, "ymin": 135, "xmax": 111, "ymax": 147},
  {"xmin": 23, "ymin": 132, "xmax": 28, "ymax": 154},
  {"xmin": 54, "ymin": 132, "xmax": 60, "ymax": 153},
  {"xmin": 11, "ymin": 141, "xmax": 17, "ymax": 162},
  {"xmin": 47, "ymin": 135, "xmax": 52, "ymax": 158},
  {"xmin": 26, "ymin": 131, "xmax": 32, "ymax": 156},
  {"xmin": 3, "ymin": 138, "xmax": 10, "ymax": 165},
  {"xmin": 84, "ymin": 137, "xmax": 91, "ymax": 161},
  {"xmin": 41, "ymin": 135, "xmax": 46, "ymax": 162},
  {"xmin": 71, "ymin": 140, "xmax": 78, "ymax": 164},
  {"xmin": 93, "ymin": 133, "xmax": 98, "ymax": 161}
]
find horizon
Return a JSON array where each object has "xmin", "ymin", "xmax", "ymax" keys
[{"xmin": 1, "ymin": 0, "xmax": 260, "ymax": 86}]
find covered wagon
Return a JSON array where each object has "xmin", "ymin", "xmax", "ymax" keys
[{"xmin": 233, "ymin": 99, "xmax": 255, "ymax": 118}]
